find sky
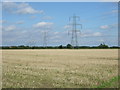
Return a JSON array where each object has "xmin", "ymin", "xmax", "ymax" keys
[{"xmin": 1, "ymin": 2, "xmax": 118, "ymax": 46}]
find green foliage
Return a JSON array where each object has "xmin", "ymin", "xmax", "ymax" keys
[
  {"xmin": 98, "ymin": 43, "xmax": 109, "ymax": 48},
  {"xmin": 66, "ymin": 44, "xmax": 73, "ymax": 49},
  {"xmin": 94, "ymin": 76, "xmax": 120, "ymax": 88},
  {"xmin": 58, "ymin": 45, "xmax": 63, "ymax": 49},
  {"xmin": 1, "ymin": 43, "xmax": 119, "ymax": 49}
]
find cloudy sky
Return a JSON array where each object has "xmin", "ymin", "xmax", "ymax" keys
[{"xmin": 1, "ymin": 2, "xmax": 118, "ymax": 46}]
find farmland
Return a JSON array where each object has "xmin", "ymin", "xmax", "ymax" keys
[{"xmin": 2, "ymin": 49, "xmax": 118, "ymax": 88}]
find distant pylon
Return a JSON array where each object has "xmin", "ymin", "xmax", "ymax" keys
[
  {"xmin": 43, "ymin": 30, "xmax": 47, "ymax": 47},
  {"xmin": 68, "ymin": 14, "xmax": 82, "ymax": 47}
]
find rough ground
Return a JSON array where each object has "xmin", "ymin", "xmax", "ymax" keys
[{"xmin": 2, "ymin": 49, "xmax": 118, "ymax": 88}]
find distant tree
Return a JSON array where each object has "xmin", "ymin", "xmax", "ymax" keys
[
  {"xmin": 67, "ymin": 44, "xmax": 73, "ymax": 49},
  {"xmin": 98, "ymin": 43, "xmax": 109, "ymax": 48},
  {"xmin": 110, "ymin": 46, "xmax": 119, "ymax": 49},
  {"xmin": 10, "ymin": 46, "xmax": 18, "ymax": 49},
  {"xmin": 58, "ymin": 45, "xmax": 63, "ymax": 49}
]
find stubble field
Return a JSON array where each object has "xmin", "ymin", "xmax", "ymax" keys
[{"xmin": 2, "ymin": 49, "xmax": 118, "ymax": 88}]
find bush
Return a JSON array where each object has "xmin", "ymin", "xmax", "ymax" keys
[
  {"xmin": 98, "ymin": 43, "xmax": 109, "ymax": 48},
  {"xmin": 67, "ymin": 44, "xmax": 73, "ymax": 49},
  {"xmin": 58, "ymin": 45, "xmax": 63, "ymax": 49}
]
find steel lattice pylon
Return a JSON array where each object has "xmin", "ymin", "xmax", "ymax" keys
[
  {"xmin": 43, "ymin": 30, "xmax": 47, "ymax": 47},
  {"xmin": 68, "ymin": 14, "xmax": 82, "ymax": 47}
]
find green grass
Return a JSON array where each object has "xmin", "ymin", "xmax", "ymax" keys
[{"xmin": 94, "ymin": 76, "xmax": 120, "ymax": 88}]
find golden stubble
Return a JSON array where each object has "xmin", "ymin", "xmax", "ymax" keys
[{"xmin": 2, "ymin": 49, "xmax": 118, "ymax": 88}]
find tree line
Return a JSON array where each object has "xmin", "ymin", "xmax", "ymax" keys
[{"xmin": 1, "ymin": 43, "xmax": 119, "ymax": 49}]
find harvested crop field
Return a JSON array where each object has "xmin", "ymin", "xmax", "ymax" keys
[{"xmin": 2, "ymin": 49, "xmax": 118, "ymax": 88}]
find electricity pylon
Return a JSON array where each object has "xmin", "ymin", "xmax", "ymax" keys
[
  {"xmin": 68, "ymin": 14, "xmax": 82, "ymax": 47},
  {"xmin": 43, "ymin": 30, "xmax": 47, "ymax": 47}
]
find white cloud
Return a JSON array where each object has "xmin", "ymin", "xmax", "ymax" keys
[
  {"xmin": 2, "ymin": 2, "xmax": 17, "ymax": 10},
  {"xmin": 50, "ymin": 35, "xmax": 61, "ymax": 40},
  {"xmin": 101, "ymin": 9, "xmax": 118, "ymax": 20},
  {"xmin": 99, "ymin": 39, "xmax": 105, "ymax": 42},
  {"xmin": 3, "ymin": 25, "xmax": 16, "ymax": 31},
  {"xmin": 111, "ymin": 10, "xmax": 118, "ymax": 13},
  {"xmin": 100, "ymin": 25, "xmax": 109, "ymax": 29},
  {"xmin": 64, "ymin": 25, "xmax": 72, "ymax": 29},
  {"xmin": 0, "ymin": 20, "xmax": 6, "ymax": 24},
  {"xmin": 103, "ymin": 9, "xmax": 118, "ymax": 16},
  {"xmin": 100, "ymin": 24, "xmax": 117, "ymax": 30},
  {"xmin": 81, "ymin": 32, "xmax": 102, "ymax": 37},
  {"xmin": 30, "ymin": 16, "xmax": 37, "ymax": 19},
  {"xmin": 3, "ymin": 2, "xmax": 44, "ymax": 14},
  {"xmin": 16, "ymin": 6, "xmax": 43, "ymax": 14},
  {"xmin": 108, "ymin": 10, "xmax": 118, "ymax": 14},
  {"xmin": 33, "ymin": 22, "xmax": 53, "ymax": 29},
  {"xmin": 53, "ymin": 32, "xmax": 59, "ymax": 35},
  {"xmin": 93, "ymin": 32, "xmax": 102, "ymax": 36},
  {"xmin": 42, "ymin": 16, "xmax": 53, "ymax": 20},
  {"xmin": 16, "ymin": 20, "xmax": 24, "ymax": 24}
]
